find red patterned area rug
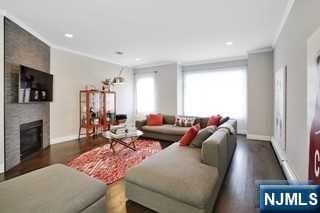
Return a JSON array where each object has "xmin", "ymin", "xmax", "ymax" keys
[{"xmin": 66, "ymin": 139, "xmax": 162, "ymax": 184}]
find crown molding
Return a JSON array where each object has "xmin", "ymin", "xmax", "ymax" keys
[
  {"xmin": 247, "ymin": 47, "xmax": 273, "ymax": 55},
  {"xmin": 181, "ymin": 55, "xmax": 248, "ymax": 66},
  {"xmin": 272, "ymin": 0, "xmax": 295, "ymax": 47},
  {"xmin": 132, "ymin": 61, "xmax": 177, "ymax": 69},
  {"xmin": 51, "ymin": 45, "xmax": 123, "ymax": 66}
]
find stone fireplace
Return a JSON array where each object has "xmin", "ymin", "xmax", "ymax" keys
[
  {"xmin": 20, "ymin": 120, "xmax": 43, "ymax": 161},
  {"xmin": 4, "ymin": 18, "xmax": 50, "ymax": 171}
]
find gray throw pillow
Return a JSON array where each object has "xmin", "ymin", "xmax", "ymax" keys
[{"xmin": 190, "ymin": 126, "xmax": 216, "ymax": 148}]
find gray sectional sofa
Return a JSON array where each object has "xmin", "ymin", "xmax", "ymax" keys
[
  {"xmin": 125, "ymin": 119, "xmax": 237, "ymax": 213},
  {"xmin": 0, "ymin": 164, "xmax": 107, "ymax": 213},
  {"xmin": 136, "ymin": 115, "xmax": 212, "ymax": 142}
]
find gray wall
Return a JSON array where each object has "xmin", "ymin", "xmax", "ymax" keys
[
  {"xmin": 4, "ymin": 18, "xmax": 50, "ymax": 170},
  {"xmin": 273, "ymin": 0, "xmax": 320, "ymax": 180},
  {"xmin": 247, "ymin": 51, "xmax": 274, "ymax": 138},
  {"xmin": 134, "ymin": 63, "xmax": 179, "ymax": 115},
  {"xmin": 50, "ymin": 48, "xmax": 134, "ymax": 143}
]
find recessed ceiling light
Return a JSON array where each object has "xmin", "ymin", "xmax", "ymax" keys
[
  {"xmin": 225, "ymin": 41, "xmax": 233, "ymax": 46},
  {"xmin": 115, "ymin": 51, "xmax": 124, "ymax": 55},
  {"xmin": 135, "ymin": 58, "xmax": 142, "ymax": 61},
  {"xmin": 64, "ymin": 33, "xmax": 73, "ymax": 38}
]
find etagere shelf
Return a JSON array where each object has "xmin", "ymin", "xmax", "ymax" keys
[{"xmin": 78, "ymin": 89, "xmax": 116, "ymax": 140}]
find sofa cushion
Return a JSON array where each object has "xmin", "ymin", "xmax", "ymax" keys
[
  {"xmin": 207, "ymin": 115, "xmax": 222, "ymax": 126},
  {"xmin": 141, "ymin": 124, "xmax": 189, "ymax": 136},
  {"xmin": 174, "ymin": 116, "xmax": 196, "ymax": 127},
  {"xmin": 0, "ymin": 164, "xmax": 106, "ymax": 213},
  {"xmin": 190, "ymin": 125, "xmax": 216, "ymax": 148},
  {"xmin": 125, "ymin": 143, "xmax": 219, "ymax": 209},
  {"xmin": 163, "ymin": 114, "xmax": 176, "ymax": 124},
  {"xmin": 179, "ymin": 124, "xmax": 200, "ymax": 146},
  {"xmin": 195, "ymin": 117, "xmax": 209, "ymax": 129},
  {"xmin": 147, "ymin": 114, "xmax": 163, "ymax": 126}
]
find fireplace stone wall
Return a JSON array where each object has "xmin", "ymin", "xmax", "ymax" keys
[{"xmin": 4, "ymin": 18, "xmax": 50, "ymax": 170}]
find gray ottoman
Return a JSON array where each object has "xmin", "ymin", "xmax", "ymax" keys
[{"xmin": 0, "ymin": 164, "xmax": 106, "ymax": 213}]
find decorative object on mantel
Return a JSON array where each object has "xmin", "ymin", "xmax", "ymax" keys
[
  {"xmin": 78, "ymin": 89, "xmax": 116, "ymax": 141},
  {"xmin": 102, "ymin": 67, "xmax": 126, "ymax": 91}
]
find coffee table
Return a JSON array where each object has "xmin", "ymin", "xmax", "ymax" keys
[{"xmin": 103, "ymin": 130, "xmax": 143, "ymax": 154}]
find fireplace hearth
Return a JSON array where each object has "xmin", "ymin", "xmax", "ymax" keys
[{"xmin": 20, "ymin": 120, "xmax": 43, "ymax": 160}]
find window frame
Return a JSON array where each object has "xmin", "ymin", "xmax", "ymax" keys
[
  {"xmin": 182, "ymin": 66, "xmax": 248, "ymax": 131},
  {"xmin": 133, "ymin": 71, "xmax": 157, "ymax": 116}
]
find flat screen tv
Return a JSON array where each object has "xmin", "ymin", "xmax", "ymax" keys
[{"xmin": 19, "ymin": 65, "xmax": 53, "ymax": 103}]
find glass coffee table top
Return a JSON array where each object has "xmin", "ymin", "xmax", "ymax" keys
[{"xmin": 102, "ymin": 130, "xmax": 143, "ymax": 154}]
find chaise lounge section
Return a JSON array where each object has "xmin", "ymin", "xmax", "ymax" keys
[{"xmin": 125, "ymin": 119, "xmax": 237, "ymax": 213}]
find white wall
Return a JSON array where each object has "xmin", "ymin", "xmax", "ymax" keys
[
  {"xmin": 133, "ymin": 63, "xmax": 179, "ymax": 115},
  {"xmin": 273, "ymin": 0, "xmax": 320, "ymax": 180},
  {"xmin": 0, "ymin": 15, "xmax": 4, "ymax": 173},
  {"xmin": 50, "ymin": 48, "xmax": 133, "ymax": 144},
  {"xmin": 247, "ymin": 50, "xmax": 274, "ymax": 140}
]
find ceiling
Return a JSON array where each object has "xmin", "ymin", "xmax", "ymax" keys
[{"xmin": 0, "ymin": 0, "xmax": 289, "ymax": 66}]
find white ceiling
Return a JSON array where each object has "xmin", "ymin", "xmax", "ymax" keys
[{"xmin": 0, "ymin": 0, "xmax": 289, "ymax": 66}]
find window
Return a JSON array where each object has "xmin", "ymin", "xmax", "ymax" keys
[
  {"xmin": 135, "ymin": 73, "xmax": 156, "ymax": 114},
  {"xmin": 183, "ymin": 68, "xmax": 247, "ymax": 131}
]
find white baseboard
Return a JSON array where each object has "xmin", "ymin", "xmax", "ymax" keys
[
  {"xmin": 281, "ymin": 161, "xmax": 299, "ymax": 182},
  {"xmin": 271, "ymin": 137, "xmax": 286, "ymax": 161},
  {"xmin": 50, "ymin": 135, "xmax": 84, "ymax": 145},
  {"xmin": 271, "ymin": 137, "xmax": 298, "ymax": 182},
  {"xmin": 246, "ymin": 134, "xmax": 271, "ymax": 141},
  {"xmin": 237, "ymin": 129, "xmax": 247, "ymax": 135},
  {"xmin": 0, "ymin": 162, "xmax": 4, "ymax": 173}
]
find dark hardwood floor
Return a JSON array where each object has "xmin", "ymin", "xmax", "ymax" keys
[{"xmin": 0, "ymin": 135, "xmax": 285, "ymax": 213}]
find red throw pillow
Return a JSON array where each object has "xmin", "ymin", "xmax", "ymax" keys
[
  {"xmin": 180, "ymin": 124, "xmax": 201, "ymax": 146},
  {"xmin": 147, "ymin": 114, "xmax": 163, "ymax": 126},
  {"xmin": 207, "ymin": 115, "xmax": 222, "ymax": 126}
]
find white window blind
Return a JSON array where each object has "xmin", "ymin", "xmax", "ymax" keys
[
  {"xmin": 183, "ymin": 68, "xmax": 247, "ymax": 132},
  {"xmin": 135, "ymin": 73, "xmax": 156, "ymax": 115}
]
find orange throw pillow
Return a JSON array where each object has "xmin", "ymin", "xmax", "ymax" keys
[
  {"xmin": 147, "ymin": 114, "xmax": 163, "ymax": 126},
  {"xmin": 180, "ymin": 124, "xmax": 201, "ymax": 146},
  {"xmin": 207, "ymin": 115, "xmax": 222, "ymax": 126}
]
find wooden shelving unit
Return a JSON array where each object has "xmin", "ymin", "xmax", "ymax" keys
[
  {"xmin": 78, "ymin": 90, "xmax": 116, "ymax": 141},
  {"xmin": 100, "ymin": 91, "xmax": 116, "ymax": 131}
]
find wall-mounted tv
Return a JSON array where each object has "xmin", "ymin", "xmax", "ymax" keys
[{"xmin": 19, "ymin": 65, "xmax": 53, "ymax": 103}]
